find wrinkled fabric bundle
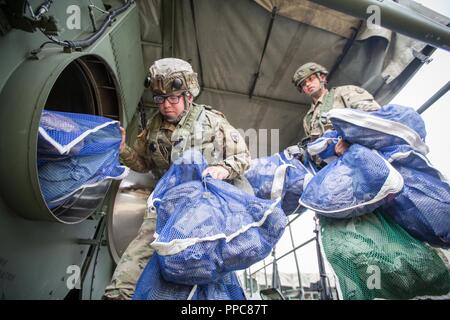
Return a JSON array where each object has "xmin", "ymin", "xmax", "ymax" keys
[
  {"xmin": 133, "ymin": 254, "xmax": 245, "ymax": 300},
  {"xmin": 381, "ymin": 145, "xmax": 450, "ymax": 247},
  {"xmin": 314, "ymin": 104, "xmax": 450, "ymax": 299},
  {"xmin": 320, "ymin": 211, "xmax": 450, "ymax": 300},
  {"xmin": 323, "ymin": 104, "xmax": 449, "ymax": 245},
  {"xmin": 307, "ymin": 130, "xmax": 339, "ymax": 164},
  {"xmin": 38, "ymin": 110, "xmax": 128, "ymax": 208},
  {"xmin": 300, "ymin": 144, "xmax": 403, "ymax": 218},
  {"xmin": 244, "ymin": 151, "xmax": 311, "ymax": 214},
  {"xmin": 147, "ymin": 150, "xmax": 286, "ymax": 286},
  {"xmin": 328, "ymin": 104, "xmax": 429, "ymax": 155}
]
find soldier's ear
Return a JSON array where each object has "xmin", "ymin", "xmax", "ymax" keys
[{"xmin": 186, "ymin": 93, "xmax": 194, "ymax": 103}]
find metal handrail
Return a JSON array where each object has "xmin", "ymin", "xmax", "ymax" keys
[
  {"xmin": 248, "ymin": 236, "xmax": 316, "ymax": 276},
  {"xmin": 286, "ymin": 210, "xmax": 303, "ymax": 226},
  {"xmin": 417, "ymin": 80, "xmax": 450, "ymax": 114},
  {"xmin": 288, "ymin": 221, "xmax": 303, "ymax": 295}
]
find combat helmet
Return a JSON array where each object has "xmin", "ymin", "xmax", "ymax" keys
[
  {"xmin": 144, "ymin": 58, "xmax": 200, "ymax": 97},
  {"xmin": 292, "ymin": 62, "xmax": 328, "ymax": 90}
]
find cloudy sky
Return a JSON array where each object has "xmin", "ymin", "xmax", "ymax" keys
[{"xmin": 392, "ymin": 0, "xmax": 450, "ymax": 179}]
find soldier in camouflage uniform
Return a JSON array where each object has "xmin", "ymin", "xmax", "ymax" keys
[
  {"xmin": 103, "ymin": 58, "xmax": 251, "ymax": 300},
  {"xmin": 292, "ymin": 62, "xmax": 380, "ymax": 157}
]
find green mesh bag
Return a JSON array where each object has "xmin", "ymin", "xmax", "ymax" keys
[{"xmin": 320, "ymin": 210, "xmax": 450, "ymax": 300}]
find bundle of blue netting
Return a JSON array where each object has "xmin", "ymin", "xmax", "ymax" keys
[
  {"xmin": 380, "ymin": 144, "xmax": 450, "ymax": 247},
  {"xmin": 133, "ymin": 254, "xmax": 246, "ymax": 300},
  {"xmin": 306, "ymin": 130, "xmax": 340, "ymax": 164},
  {"xmin": 300, "ymin": 143, "xmax": 404, "ymax": 219},
  {"xmin": 244, "ymin": 150, "xmax": 311, "ymax": 215},
  {"xmin": 328, "ymin": 104, "xmax": 429, "ymax": 155},
  {"xmin": 313, "ymin": 104, "xmax": 450, "ymax": 299},
  {"xmin": 37, "ymin": 110, "xmax": 128, "ymax": 208},
  {"xmin": 134, "ymin": 150, "xmax": 287, "ymax": 299},
  {"xmin": 310, "ymin": 104, "xmax": 449, "ymax": 246}
]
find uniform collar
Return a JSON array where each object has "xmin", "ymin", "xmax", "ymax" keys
[
  {"xmin": 309, "ymin": 89, "xmax": 328, "ymax": 110},
  {"xmin": 161, "ymin": 120, "xmax": 177, "ymax": 131},
  {"xmin": 175, "ymin": 102, "xmax": 197, "ymax": 128}
]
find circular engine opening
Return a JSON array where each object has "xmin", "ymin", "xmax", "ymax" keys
[{"xmin": 38, "ymin": 56, "xmax": 121, "ymax": 224}]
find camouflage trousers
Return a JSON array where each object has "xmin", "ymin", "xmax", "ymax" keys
[{"xmin": 103, "ymin": 212, "xmax": 156, "ymax": 300}]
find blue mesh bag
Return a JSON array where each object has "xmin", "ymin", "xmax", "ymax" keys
[
  {"xmin": 244, "ymin": 151, "xmax": 311, "ymax": 214},
  {"xmin": 149, "ymin": 150, "xmax": 287, "ymax": 285},
  {"xmin": 327, "ymin": 104, "xmax": 429, "ymax": 155},
  {"xmin": 133, "ymin": 254, "xmax": 245, "ymax": 300},
  {"xmin": 149, "ymin": 150, "xmax": 210, "ymax": 233},
  {"xmin": 299, "ymin": 144, "xmax": 404, "ymax": 218},
  {"xmin": 380, "ymin": 145, "xmax": 450, "ymax": 247},
  {"xmin": 37, "ymin": 110, "xmax": 128, "ymax": 208},
  {"xmin": 307, "ymin": 130, "xmax": 339, "ymax": 164}
]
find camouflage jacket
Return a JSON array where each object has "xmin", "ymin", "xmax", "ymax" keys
[
  {"xmin": 303, "ymin": 85, "xmax": 380, "ymax": 140},
  {"xmin": 120, "ymin": 103, "xmax": 250, "ymax": 180}
]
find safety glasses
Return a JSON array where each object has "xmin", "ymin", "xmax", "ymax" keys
[{"xmin": 153, "ymin": 94, "xmax": 183, "ymax": 104}]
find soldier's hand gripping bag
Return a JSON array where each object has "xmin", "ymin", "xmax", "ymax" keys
[
  {"xmin": 149, "ymin": 150, "xmax": 287, "ymax": 285},
  {"xmin": 244, "ymin": 150, "xmax": 311, "ymax": 215},
  {"xmin": 327, "ymin": 104, "xmax": 429, "ymax": 155},
  {"xmin": 299, "ymin": 144, "xmax": 404, "ymax": 218},
  {"xmin": 381, "ymin": 144, "xmax": 450, "ymax": 247},
  {"xmin": 306, "ymin": 130, "xmax": 340, "ymax": 163}
]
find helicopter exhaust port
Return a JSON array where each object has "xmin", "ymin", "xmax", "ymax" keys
[{"xmin": 0, "ymin": 54, "xmax": 122, "ymax": 223}]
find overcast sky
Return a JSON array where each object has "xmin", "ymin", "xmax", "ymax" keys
[
  {"xmin": 391, "ymin": 2, "xmax": 450, "ymax": 178},
  {"xmin": 244, "ymin": 0, "xmax": 450, "ymax": 282}
]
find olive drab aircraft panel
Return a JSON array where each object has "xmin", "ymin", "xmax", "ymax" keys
[
  {"xmin": 0, "ymin": 0, "xmax": 144, "ymax": 299},
  {"xmin": 0, "ymin": 0, "xmax": 449, "ymax": 299}
]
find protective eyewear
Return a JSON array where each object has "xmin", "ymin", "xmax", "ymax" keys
[{"xmin": 153, "ymin": 94, "xmax": 183, "ymax": 104}]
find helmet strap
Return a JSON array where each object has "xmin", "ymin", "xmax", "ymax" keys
[
  {"xmin": 315, "ymin": 73, "xmax": 326, "ymax": 89},
  {"xmin": 317, "ymin": 74, "xmax": 328, "ymax": 96}
]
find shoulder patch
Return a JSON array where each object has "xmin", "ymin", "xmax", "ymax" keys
[
  {"xmin": 355, "ymin": 87, "xmax": 366, "ymax": 94},
  {"xmin": 230, "ymin": 131, "xmax": 240, "ymax": 143},
  {"xmin": 337, "ymin": 85, "xmax": 370, "ymax": 98}
]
